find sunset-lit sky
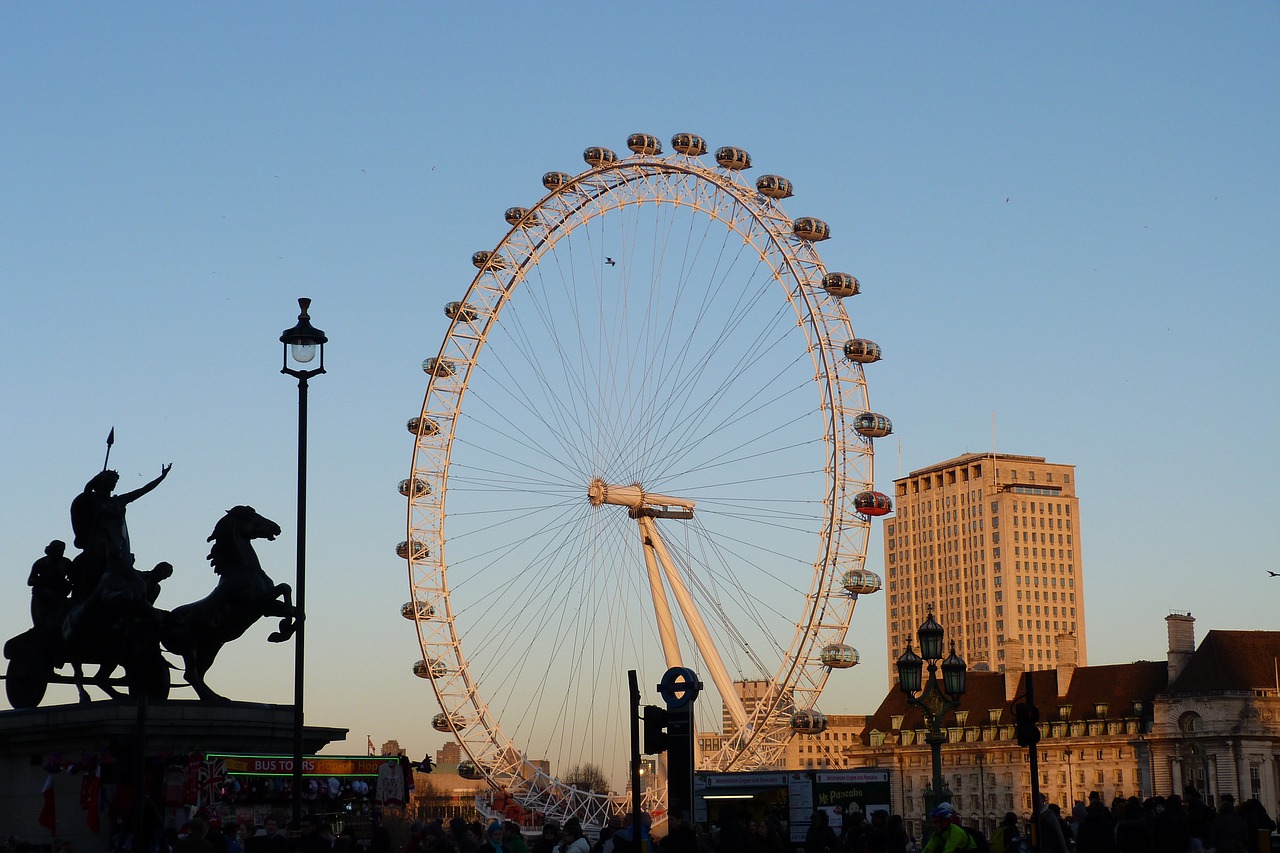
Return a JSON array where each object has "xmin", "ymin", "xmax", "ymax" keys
[{"xmin": 3, "ymin": 3, "xmax": 1277, "ymax": 767}]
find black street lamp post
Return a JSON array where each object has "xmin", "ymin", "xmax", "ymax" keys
[
  {"xmin": 280, "ymin": 298, "xmax": 327, "ymax": 830},
  {"xmin": 896, "ymin": 610, "xmax": 967, "ymax": 838}
]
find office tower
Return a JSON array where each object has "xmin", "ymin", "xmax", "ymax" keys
[{"xmin": 883, "ymin": 453, "xmax": 1085, "ymax": 678}]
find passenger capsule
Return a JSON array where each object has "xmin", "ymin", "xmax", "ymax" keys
[
  {"xmin": 715, "ymin": 146, "xmax": 752, "ymax": 170},
  {"xmin": 457, "ymin": 761, "xmax": 481, "ymax": 780},
  {"xmin": 504, "ymin": 207, "xmax": 539, "ymax": 226},
  {"xmin": 756, "ymin": 175, "xmax": 794, "ymax": 199},
  {"xmin": 407, "ymin": 416, "xmax": 439, "ymax": 437},
  {"xmin": 841, "ymin": 568, "xmax": 883, "ymax": 596},
  {"xmin": 854, "ymin": 491, "xmax": 894, "ymax": 517},
  {"xmin": 790, "ymin": 709, "xmax": 828, "ymax": 735},
  {"xmin": 445, "ymin": 301, "xmax": 478, "ymax": 322},
  {"xmin": 853, "ymin": 412, "xmax": 893, "ymax": 438},
  {"xmin": 820, "ymin": 644, "xmax": 861, "ymax": 669},
  {"xmin": 842, "ymin": 339, "xmax": 882, "ymax": 363},
  {"xmin": 583, "ymin": 146, "xmax": 618, "ymax": 167},
  {"xmin": 413, "ymin": 658, "xmax": 448, "ymax": 679},
  {"xmin": 422, "ymin": 357, "xmax": 456, "ymax": 377},
  {"xmin": 401, "ymin": 600, "xmax": 435, "ymax": 620},
  {"xmin": 471, "ymin": 250, "xmax": 506, "ymax": 271},
  {"xmin": 432, "ymin": 712, "xmax": 466, "ymax": 733},
  {"xmin": 626, "ymin": 133, "xmax": 662, "ymax": 155},
  {"xmin": 793, "ymin": 217, "xmax": 830, "ymax": 242},
  {"xmin": 543, "ymin": 171, "xmax": 573, "ymax": 191},
  {"xmin": 671, "ymin": 133, "xmax": 707, "ymax": 156},
  {"xmin": 399, "ymin": 478, "xmax": 431, "ymax": 499},
  {"xmin": 396, "ymin": 539, "xmax": 430, "ymax": 560},
  {"xmin": 822, "ymin": 273, "xmax": 860, "ymax": 298}
]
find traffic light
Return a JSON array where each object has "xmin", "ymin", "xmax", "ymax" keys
[
  {"xmin": 1015, "ymin": 702, "xmax": 1041, "ymax": 747},
  {"xmin": 643, "ymin": 705, "xmax": 670, "ymax": 754}
]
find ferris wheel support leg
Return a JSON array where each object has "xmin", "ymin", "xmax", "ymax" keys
[
  {"xmin": 639, "ymin": 522, "xmax": 684, "ymax": 669},
  {"xmin": 638, "ymin": 515, "xmax": 752, "ymax": 736}
]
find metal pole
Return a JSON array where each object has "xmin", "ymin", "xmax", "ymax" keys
[
  {"xmin": 629, "ymin": 670, "xmax": 641, "ymax": 840},
  {"xmin": 291, "ymin": 374, "xmax": 309, "ymax": 830},
  {"xmin": 1027, "ymin": 674, "xmax": 1041, "ymax": 853}
]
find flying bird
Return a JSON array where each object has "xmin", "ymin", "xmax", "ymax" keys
[
  {"xmin": 1268, "ymin": 571, "xmax": 1279, "ymax": 577},
  {"xmin": 605, "ymin": 257, "xmax": 616, "ymax": 267}
]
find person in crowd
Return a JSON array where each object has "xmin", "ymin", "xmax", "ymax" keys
[
  {"xmin": 1150, "ymin": 795, "xmax": 1191, "ymax": 852},
  {"xmin": 657, "ymin": 810, "xmax": 698, "ymax": 853},
  {"xmin": 449, "ymin": 816, "xmax": 479, "ymax": 853},
  {"xmin": 530, "ymin": 821, "xmax": 559, "ymax": 853},
  {"xmin": 918, "ymin": 803, "xmax": 971, "ymax": 853},
  {"xmin": 249, "ymin": 815, "xmax": 289, "ymax": 853},
  {"xmin": 404, "ymin": 822, "xmax": 428, "ymax": 853},
  {"xmin": 176, "ymin": 817, "xmax": 216, "ymax": 853},
  {"xmin": 885, "ymin": 814, "xmax": 911, "ymax": 853},
  {"xmin": 1184, "ymin": 787, "xmax": 1215, "ymax": 851},
  {"xmin": 1034, "ymin": 793, "xmax": 1071, "ymax": 853},
  {"xmin": 1075, "ymin": 791, "xmax": 1117, "ymax": 853},
  {"xmin": 478, "ymin": 821, "xmax": 505, "ymax": 853},
  {"xmin": 805, "ymin": 810, "xmax": 839, "ymax": 853},
  {"xmin": 1210, "ymin": 795, "xmax": 1250, "ymax": 853},
  {"xmin": 987, "ymin": 812, "xmax": 1020, "ymax": 853},
  {"xmin": 840, "ymin": 806, "xmax": 868, "ymax": 853},
  {"xmin": 1113, "ymin": 797, "xmax": 1153, "ymax": 853},
  {"xmin": 502, "ymin": 821, "xmax": 527, "ymax": 853},
  {"xmin": 861, "ymin": 810, "xmax": 890, "ymax": 853},
  {"xmin": 557, "ymin": 818, "xmax": 589, "ymax": 853}
]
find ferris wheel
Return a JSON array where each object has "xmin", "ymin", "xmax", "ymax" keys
[{"xmin": 400, "ymin": 133, "xmax": 892, "ymax": 829}]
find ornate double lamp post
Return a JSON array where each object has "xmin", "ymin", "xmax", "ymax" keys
[
  {"xmin": 896, "ymin": 611, "xmax": 968, "ymax": 825},
  {"xmin": 280, "ymin": 298, "xmax": 327, "ymax": 829}
]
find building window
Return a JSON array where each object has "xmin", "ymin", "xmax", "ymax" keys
[{"xmin": 1178, "ymin": 712, "xmax": 1203, "ymax": 734}]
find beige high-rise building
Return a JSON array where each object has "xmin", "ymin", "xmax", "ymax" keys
[{"xmin": 883, "ymin": 452, "xmax": 1086, "ymax": 679}]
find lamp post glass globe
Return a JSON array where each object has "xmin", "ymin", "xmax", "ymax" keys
[
  {"xmin": 917, "ymin": 612, "xmax": 944, "ymax": 661},
  {"xmin": 280, "ymin": 297, "xmax": 327, "ymax": 374},
  {"xmin": 896, "ymin": 643, "xmax": 924, "ymax": 694}
]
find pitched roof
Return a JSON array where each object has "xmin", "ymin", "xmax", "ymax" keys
[
  {"xmin": 1169, "ymin": 630, "xmax": 1280, "ymax": 694},
  {"xmin": 860, "ymin": 661, "xmax": 1168, "ymax": 743}
]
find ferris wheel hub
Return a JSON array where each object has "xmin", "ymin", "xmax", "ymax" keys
[{"xmin": 587, "ymin": 478, "xmax": 695, "ymax": 517}]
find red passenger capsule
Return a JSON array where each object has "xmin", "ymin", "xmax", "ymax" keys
[{"xmin": 854, "ymin": 490, "xmax": 893, "ymax": 517}]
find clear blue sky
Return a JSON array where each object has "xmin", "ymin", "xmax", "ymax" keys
[{"xmin": 3, "ymin": 3, "xmax": 1277, "ymax": 766}]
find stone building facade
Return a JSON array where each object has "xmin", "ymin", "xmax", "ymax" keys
[{"xmin": 841, "ymin": 616, "xmax": 1280, "ymax": 839}]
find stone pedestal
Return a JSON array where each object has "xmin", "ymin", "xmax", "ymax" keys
[{"xmin": 0, "ymin": 701, "xmax": 346, "ymax": 852}]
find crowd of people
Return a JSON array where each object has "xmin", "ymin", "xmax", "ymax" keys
[
  {"xmin": 8, "ymin": 788, "xmax": 1275, "ymax": 853},
  {"xmin": 1030, "ymin": 788, "xmax": 1276, "ymax": 853}
]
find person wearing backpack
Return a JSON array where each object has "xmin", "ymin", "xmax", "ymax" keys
[
  {"xmin": 987, "ymin": 812, "xmax": 1021, "ymax": 853},
  {"xmin": 920, "ymin": 804, "xmax": 977, "ymax": 853}
]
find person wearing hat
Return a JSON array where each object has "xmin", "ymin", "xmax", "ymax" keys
[
  {"xmin": 920, "ymin": 803, "xmax": 973, "ymax": 853},
  {"xmin": 477, "ymin": 820, "xmax": 505, "ymax": 853}
]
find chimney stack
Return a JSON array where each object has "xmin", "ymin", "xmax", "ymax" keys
[
  {"xmin": 1003, "ymin": 638, "xmax": 1025, "ymax": 702},
  {"xmin": 1166, "ymin": 612, "xmax": 1196, "ymax": 685},
  {"xmin": 1056, "ymin": 633, "xmax": 1079, "ymax": 694}
]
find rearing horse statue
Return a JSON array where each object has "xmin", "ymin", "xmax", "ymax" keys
[{"xmin": 161, "ymin": 505, "xmax": 297, "ymax": 701}]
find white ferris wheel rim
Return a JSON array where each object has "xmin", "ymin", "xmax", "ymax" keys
[{"xmin": 403, "ymin": 136, "xmax": 879, "ymax": 827}]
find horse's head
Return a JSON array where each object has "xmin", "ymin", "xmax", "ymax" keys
[
  {"xmin": 206, "ymin": 506, "xmax": 282, "ymax": 574},
  {"xmin": 207, "ymin": 505, "xmax": 282, "ymax": 544}
]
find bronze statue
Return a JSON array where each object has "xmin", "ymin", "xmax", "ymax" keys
[
  {"xmin": 69, "ymin": 464, "xmax": 171, "ymax": 599},
  {"xmin": 4, "ymin": 439, "xmax": 297, "ymax": 709},
  {"xmin": 27, "ymin": 540, "xmax": 73, "ymax": 630},
  {"xmin": 160, "ymin": 505, "xmax": 297, "ymax": 702}
]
